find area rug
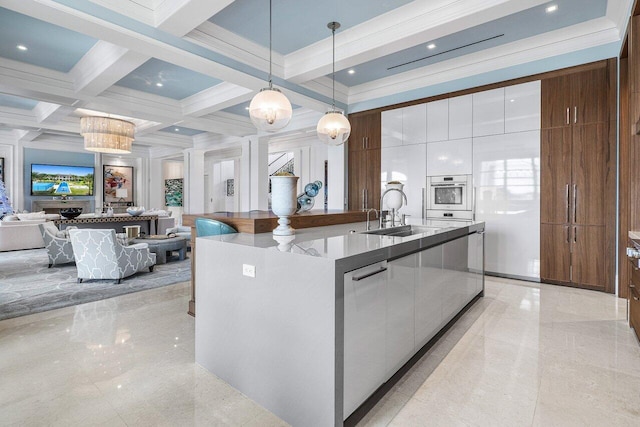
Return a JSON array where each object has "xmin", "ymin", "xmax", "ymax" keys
[{"xmin": 0, "ymin": 248, "xmax": 191, "ymax": 321}]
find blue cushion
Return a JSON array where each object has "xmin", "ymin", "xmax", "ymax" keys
[{"xmin": 195, "ymin": 218, "xmax": 237, "ymax": 237}]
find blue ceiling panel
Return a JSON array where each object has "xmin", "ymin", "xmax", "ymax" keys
[
  {"xmin": 210, "ymin": 0, "xmax": 413, "ymax": 54},
  {"xmin": 159, "ymin": 126, "xmax": 205, "ymax": 136},
  {"xmin": 222, "ymin": 101, "xmax": 302, "ymax": 117},
  {"xmin": 0, "ymin": 94, "xmax": 39, "ymax": 110},
  {"xmin": 0, "ymin": 7, "xmax": 97, "ymax": 72},
  {"xmin": 116, "ymin": 58, "xmax": 223, "ymax": 100},
  {"xmin": 333, "ymin": 0, "xmax": 607, "ymax": 87}
]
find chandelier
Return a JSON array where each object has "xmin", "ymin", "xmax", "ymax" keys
[
  {"xmin": 317, "ymin": 21, "xmax": 351, "ymax": 145},
  {"xmin": 249, "ymin": 0, "xmax": 292, "ymax": 132},
  {"xmin": 80, "ymin": 117, "xmax": 135, "ymax": 154}
]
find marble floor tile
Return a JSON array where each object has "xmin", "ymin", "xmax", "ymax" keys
[{"xmin": 2, "ymin": 277, "xmax": 639, "ymax": 427}]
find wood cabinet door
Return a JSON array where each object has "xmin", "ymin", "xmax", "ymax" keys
[
  {"xmin": 348, "ymin": 115, "xmax": 366, "ymax": 153},
  {"xmin": 571, "ymin": 67, "xmax": 608, "ymax": 125},
  {"xmin": 348, "ymin": 150, "xmax": 366, "ymax": 210},
  {"xmin": 540, "ymin": 127, "xmax": 572, "ymax": 224},
  {"xmin": 541, "ymin": 75, "xmax": 571, "ymax": 128},
  {"xmin": 364, "ymin": 112, "xmax": 381, "ymax": 150},
  {"xmin": 571, "ymin": 225, "xmax": 606, "ymax": 291},
  {"xmin": 540, "ymin": 223, "xmax": 571, "ymax": 283},
  {"xmin": 365, "ymin": 149, "xmax": 381, "ymax": 210},
  {"xmin": 572, "ymin": 123, "xmax": 607, "ymax": 226}
]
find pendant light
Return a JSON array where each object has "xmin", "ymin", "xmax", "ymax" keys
[
  {"xmin": 80, "ymin": 116, "xmax": 135, "ymax": 154},
  {"xmin": 316, "ymin": 21, "xmax": 351, "ymax": 146},
  {"xmin": 249, "ymin": 0, "xmax": 292, "ymax": 132}
]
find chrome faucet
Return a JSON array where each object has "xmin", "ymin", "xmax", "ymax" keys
[
  {"xmin": 379, "ymin": 188, "xmax": 408, "ymax": 228},
  {"xmin": 365, "ymin": 208, "xmax": 379, "ymax": 230}
]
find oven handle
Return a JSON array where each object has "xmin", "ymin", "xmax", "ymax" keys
[{"xmin": 429, "ymin": 183, "xmax": 467, "ymax": 187}]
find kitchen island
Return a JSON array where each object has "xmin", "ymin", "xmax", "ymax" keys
[{"xmin": 195, "ymin": 220, "xmax": 484, "ymax": 426}]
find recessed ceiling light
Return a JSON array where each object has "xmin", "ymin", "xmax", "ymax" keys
[
  {"xmin": 546, "ymin": 4, "xmax": 558, "ymax": 13},
  {"xmin": 174, "ymin": 128, "xmax": 179, "ymax": 131},
  {"xmin": 156, "ymin": 82, "xmax": 163, "ymax": 87},
  {"xmin": 245, "ymin": 106, "xmax": 250, "ymax": 110},
  {"xmin": 16, "ymin": 44, "xmax": 27, "ymax": 51},
  {"xmin": 348, "ymin": 69, "xmax": 355, "ymax": 74},
  {"xmin": 510, "ymin": 99, "xmax": 515, "ymax": 103},
  {"xmin": 427, "ymin": 43, "xmax": 436, "ymax": 50}
]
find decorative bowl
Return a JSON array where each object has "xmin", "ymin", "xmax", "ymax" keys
[
  {"xmin": 126, "ymin": 206, "xmax": 145, "ymax": 216},
  {"xmin": 60, "ymin": 208, "xmax": 82, "ymax": 219}
]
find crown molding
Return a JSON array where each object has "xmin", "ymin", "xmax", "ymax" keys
[{"xmin": 181, "ymin": 82, "xmax": 253, "ymax": 117}]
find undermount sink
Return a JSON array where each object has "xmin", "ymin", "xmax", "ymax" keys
[{"xmin": 361, "ymin": 224, "xmax": 446, "ymax": 237}]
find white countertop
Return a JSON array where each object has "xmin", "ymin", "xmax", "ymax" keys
[{"xmin": 199, "ymin": 219, "xmax": 484, "ymax": 262}]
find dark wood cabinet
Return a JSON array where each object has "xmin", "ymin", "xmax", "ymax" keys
[
  {"xmin": 540, "ymin": 224, "xmax": 571, "ymax": 283},
  {"xmin": 540, "ymin": 61, "xmax": 615, "ymax": 293},
  {"xmin": 541, "ymin": 67, "xmax": 608, "ymax": 128},
  {"xmin": 347, "ymin": 112, "xmax": 381, "ymax": 210},
  {"xmin": 540, "ymin": 127, "xmax": 571, "ymax": 224},
  {"xmin": 629, "ymin": 257, "xmax": 640, "ymax": 341}
]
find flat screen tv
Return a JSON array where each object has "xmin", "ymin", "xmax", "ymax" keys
[{"xmin": 31, "ymin": 164, "xmax": 95, "ymax": 196}]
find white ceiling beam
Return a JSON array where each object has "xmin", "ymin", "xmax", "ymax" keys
[
  {"xmin": 181, "ymin": 82, "xmax": 253, "ymax": 117},
  {"xmin": 15, "ymin": 130, "xmax": 42, "ymax": 142},
  {"xmin": 33, "ymin": 102, "xmax": 76, "ymax": 124},
  {"xmin": 155, "ymin": 0, "xmax": 235, "ymax": 35},
  {"xmin": 71, "ymin": 41, "xmax": 149, "ymax": 97},
  {"xmin": 284, "ymin": 0, "xmax": 549, "ymax": 84}
]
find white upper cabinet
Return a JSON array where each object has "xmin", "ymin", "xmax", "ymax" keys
[
  {"xmin": 426, "ymin": 138, "xmax": 472, "ymax": 176},
  {"xmin": 381, "ymin": 108, "xmax": 403, "ymax": 148},
  {"xmin": 381, "ymin": 143, "xmax": 427, "ymax": 218},
  {"xmin": 473, "ymin": 88, "xmax": 505, "ymax": 137},
  {"xmin": 402, "ymin": 104, "xmax": 427, "ymax": 145},
  {"xmin": 448, "ymin": 94, "xmax": 472, "ymax": 140},
  {"xmin": 427, "ymin": 99, "xmax": 449, "ymax": 142},
  {"xmin": 505, "ymin": 81, "xmax": 541, "ymax": 133}
]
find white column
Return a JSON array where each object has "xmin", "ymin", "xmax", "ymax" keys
[
  {"xmin": 184, "ymin": 148, "xmax": 205, "ymax": 214},
  {"xmin": 239, "ymin": 139, "xmax": 251, "ymax": 212},
  {"xmin": 327, "ymin": 144, "xmax": 346, "ymax": 210},
  {"xmin": 250, "ymin": 136, "xmax": 269, "ymax": 211},
  {"xmin": 149, "ymin": 158, "xmax": 163, "ymax": 210}
]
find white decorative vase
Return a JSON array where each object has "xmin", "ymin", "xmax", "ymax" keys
[
  {"xmin": 385, "ymin": 182, "xmax": 405, "ymax": 210},
  {"xmin": 270, "ymin": 176, "xmax": 299, "ymax": 235}
]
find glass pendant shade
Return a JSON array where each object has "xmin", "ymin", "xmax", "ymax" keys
[
  {"xmin": 249, "ymin": 87, "xmax": 292, "ymax": 132},
  {"xmin": 317, "ymin": 109, "xmax": 351, "ymax": 146},
  {"xmin": 80, "ymin": 117, "xmax": 134, "ymax": 154}
]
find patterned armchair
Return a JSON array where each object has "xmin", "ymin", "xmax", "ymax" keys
[
  {"xmin": 69, "ymin": 229, "xmax": 156, "ymax": 284},
  {"xmin": 39, "ymin": 222, "xmax": 75, "ymax": 268}
]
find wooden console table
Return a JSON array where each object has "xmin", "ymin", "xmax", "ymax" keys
[
  {"xmin": 54, "ymin": 214, "xmax": 163, "ymax": 235},
  {"xmin": 182, "ymin": 210, "xmax": 368, "ymax": 316}
]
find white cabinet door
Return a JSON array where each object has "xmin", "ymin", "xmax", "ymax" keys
[
  {"xmin": 426, "ymin": 138, "xmax": 472, "ymax": 176},
  {"xmin": 343, "ymin": 261, "xmax": 388, "ymax": 418},
  {"xmin": 402, "ymin": 104, "xmax": 427, "ymax": 145},
  {"xmin": 473, "ymin": 131, "xmax": 540, "ymax": 279},
  {"xmin": 415, "ymin": 246, "xmax": 444, "ymax": 349},
  {"xmin": 448, "ymin": 94, "xmax": 472, "ymax": 140},
  {"xmin": 427, "ymin": 99, "xmax": 449, "ymax": 142},
  {"xmin": 382, "ymin": 108, "xmax": 403, "ymax": 148},
  {"xmin": 473, "ymin": 88, "xmax": 505, "ymax": 137},
  {"xmin": 505, "ymin": 81, "xmax": 541, "ymax": 133},
  {"xmin": 386, "ymin": 254, "xmax": 416, "ymax": 379},
  {"xmin": 381, "ymin": 143, "xmax": 426, "ymax": 218}
]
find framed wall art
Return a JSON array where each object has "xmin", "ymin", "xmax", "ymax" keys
[
  {"xmin": 103, "ymin": 165, "xmax": 134, "ymax": 203},
  {"xmin": 226, "ymin": 179, "xmax": 234, "ymax": 197},
  {"xmin": 165, "ymin": 178, "xmax": 183, "ymax": 207}
]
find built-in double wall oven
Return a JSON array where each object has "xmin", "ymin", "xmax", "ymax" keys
[{"xmin": 426, "ymin": 175, "xmax": 473, "ymax": 221}]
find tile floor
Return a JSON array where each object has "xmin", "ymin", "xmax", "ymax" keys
[{"xmin": 1, "ymin": 277, "xmax": 639, "ymax": 426}]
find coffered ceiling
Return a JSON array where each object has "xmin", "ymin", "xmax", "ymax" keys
[{"xmin": 0, "ymin": 0, "xmax": 632, "ymax": 156}]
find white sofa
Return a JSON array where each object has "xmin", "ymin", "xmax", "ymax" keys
[{"xmin": 0, "ymin": 219, "xmax": 47, "ymax": 251}]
